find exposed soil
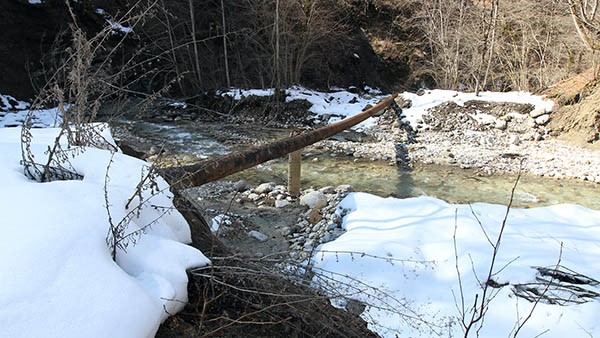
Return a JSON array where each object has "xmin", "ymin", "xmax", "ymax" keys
[{"xmin": 542, "ymin": 67, "xmax": 600, "ymax": 147}]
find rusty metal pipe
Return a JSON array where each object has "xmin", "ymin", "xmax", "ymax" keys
[{"xmin": 162, "ymin": 93, "xmax": 398, "ymax": 188}]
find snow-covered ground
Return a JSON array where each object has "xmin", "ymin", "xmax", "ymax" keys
[
  {"xmin": 1, "ymin": 87, "xmax": 593, "ymax": 338},
  {"xmin": 0, "ymin": 103, "xmax": 209, "ymax": 337},
  {"xmin": 220, "ymin": 86, "xmax": 554, "ymax": 131},
  {"xmin": 221, "ymin": 86, "xmax": 387, "ymax": 129},
  {"xmin": 400, "ymin": 89, "xmax": 555, "ymax": 128},
  {"xmin": 312, "ymin": 193, "xmax": 600, "ymax": 337}
]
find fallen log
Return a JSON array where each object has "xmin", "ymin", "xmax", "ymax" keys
[{"xmin": 161, "ymin": 93, "xmax": 398, "ymax": 188}]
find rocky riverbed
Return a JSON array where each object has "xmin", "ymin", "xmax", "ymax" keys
[
  {"xmin": 183, "ymin": 180, "xmax": 355, "ymax": 260},
  {"xmin": 128, "ymin": 90, "xmax": 600, "ymax": 262},
  {"xmin": 312, "ymin": 94, "xmax": 600, "ymax": 183}
]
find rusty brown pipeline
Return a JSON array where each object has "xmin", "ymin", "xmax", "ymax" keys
[{"xmin": 161, "ymin": 93, "xmax": 398, "ymax": 188}]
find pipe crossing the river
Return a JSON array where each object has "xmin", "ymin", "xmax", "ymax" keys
[{"xmin": 162, "ymin": 93, "xmax": 398, "ymax": 188}]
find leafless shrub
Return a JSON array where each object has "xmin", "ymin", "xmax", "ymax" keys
[{"xmin": 419, "ymin": 0, "xmax": 591, "ymax": 92}]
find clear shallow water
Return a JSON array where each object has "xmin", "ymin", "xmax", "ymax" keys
[
  {"xmin": 233, "ymin": 157, "xmax": 600, "ymax": 209},
  {"xmin": 118, "ymin": 121, "xmax": 600, "ymax": 210}
]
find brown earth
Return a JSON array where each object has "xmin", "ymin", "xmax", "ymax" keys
[{"xmin": 544, "ymin": 67, "xmax": 600, "ymax": 148}]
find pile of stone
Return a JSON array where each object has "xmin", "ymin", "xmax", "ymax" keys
[
  {"xmin": 235, "ymin": 181, "xmax": 355, "ymax": 260},
  {"xmin": 285, "ymin": 185, "xmax": 354, "ymax": 260}
]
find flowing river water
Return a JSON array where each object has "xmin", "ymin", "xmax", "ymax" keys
[{"xmin": 118, "ymin": 120, "xmax": 600, "ymax": 210}]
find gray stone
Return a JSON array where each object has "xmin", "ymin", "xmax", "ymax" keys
[
  {"xmin": 510, "ymin": 135, "xmax": 521, "ymax": 145},
  {"xmin": 248, "ymin": 230, "xmax": 269, "ymax": 242},
  {"xmin": 248, "ymin": 193, "xmax": 261, "ymax": 201},
  {"xmin": 322, "ymin": 233, "xmax": 336, "ymax": 243},
  {"xmin": 335, "ymin": 184, "xmax": 354, "ymax": 194},
  {"xmin": 255, "ymin": 182, "xmax": 276, "ymax": 194},
  {"xmin": 275, "ymin": 199, "xmax": 290, "ymax": 208},
  {"xmin": 233, "ymin": 180, "xmax": 249, "ymax": 192},
  {"xmin": 529, "ymin": 107, "xmax": 547, "ymax": 118},
  {"xmin": 319, "ymin": 186, "xmax": 336, "ymax": 194},
  {"xmin": 300, "ymin": 191, "xmax": 328, "ymax": 209},
  {"xmin": 345, "ymin": 299, "xmax": 366, "ymax": 316}
]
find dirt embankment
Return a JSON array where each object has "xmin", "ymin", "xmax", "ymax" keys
[{"xmin": 542, "ymin": 68, "xmax": 600, "ymax": 148}]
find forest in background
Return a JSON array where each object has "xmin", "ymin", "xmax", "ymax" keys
[{"xmin": 0, "ymin": 0, "xmax": 596, "ymax": 101}]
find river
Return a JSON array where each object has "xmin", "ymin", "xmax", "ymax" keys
[{"xmin": 116, "ymin": 120, "xmax": 600, "ymax": 210}]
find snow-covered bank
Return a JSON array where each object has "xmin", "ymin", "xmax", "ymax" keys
[
  {"xmin": 221, "ymin": 85, "xmax": 387, "ymax": 129},
  {"xmin": 400, "ymin": 89, "xmax": 554, "ymax": 128},
  {"xmin": 312, "ymin": 192, "xmax": 600, "ymax": 337},
  {"xmin": 0, "ymin": 118, "xmax": 209, "ymax": 337}
]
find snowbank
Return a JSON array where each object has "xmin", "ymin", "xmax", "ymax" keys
[
  {"xmin": 221, "ymin": 86, "xmax": 387, "ymax": 129},
  {"xmin": 0, "ymin": 113, "xmax": 209, "ymax": 337},
  {"xmin": 401, "ymin": 89, "xmax": 555, "ymax": 128},
  {"xmin": 312, "ymin": 192, "xmax": 600, "ymax": 337}
]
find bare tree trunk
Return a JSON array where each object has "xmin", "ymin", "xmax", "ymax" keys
[
  {"xmin": 188, "ymin": 0, "xmax": 203, "ymax": 88},
  {"xmin": 274, "ymin": 0, "xmax": 282, "ymax": 98},
  {"xmin": 481, "ymin": 0, "xmax": 499, "ymax": 93},
  {"xmin": 221, "ymin": 0, "xmax": 231, "ymax": 88}
]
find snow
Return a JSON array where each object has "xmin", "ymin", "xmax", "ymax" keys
[
  {"xmin": 210, "ymin": 214, "xmax": 231, "ymax": 233},
  {"xmin": 312, "ymin": 193, "xmax": 600, "ymax": 337},
  {"xmin": 220, "ymin": 86, "xmax": 387, "ymax": 129},
  {"xmin": 0, "ymin": 87, "xmax": 580, "ymax": 337},
  {"xmin": 96, "ymin": 8, "xmax": 134, "ymax": 34},
  {"xmin": 400, "ymin": 89, "xmax": 555, "ymax": 128},
  {"xmin": 0, "ymin": 107, "xmax": 209, "ymax": 337},
  {"xmin": 220, "ymin": 87, "xmax": 554, "ymax": 131}
]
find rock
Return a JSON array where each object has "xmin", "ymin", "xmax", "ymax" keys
[
  {"xmin": 275, "ymin": 199, "xmax": 290, "ymax": 208},
  {"xmin": 233, "ymin": 179, "xmax": 249, "ymax": 192},
  {"xmin": 535, "ymin": 114, "xmax": 550, "ymax": 125},
  {"xmin": 335, "ymin": 184, "xmax": 354, "ymax": 194},
  {"xmin": 248, "ymin": 230, "xmax": 269, "ymax": 242},
  {"xmin": 345, "ymin": 299, "xmax": 366, "ymax": 316},
  {"xmin": 510, "ymin": 135, "xmax": 521, "ymax": 145},
  {"xmin": 319, "ymin": 186, "xmax": 336, "ymax": 194},
  {"xmin": 248, "ymin": 193, "xmax": 261, "ymax": 201},
  {"xmin": 494, "ymin": 119, "xmax": 507, "ymax": 130},
  {"xmin": 308, "ymin": 208, "xmax": 322, "ymax": 224},
  {"xmin": 321, "ymin": 233, "xmax": 336, "ymax": 243},
  {"xmin": 255, "ymin": 182, "xmax": 276, "ymax": 194},
  {"xmin": 300, "ymin": 191, "xmax": 328, "ymax": 209},
  {"xmin": 280, "ymin": 226, "xmax": 292, "ymax": 235},
  {"xmin": 529, "ymin": 107, "xmax": 546, "ymax": 118}
]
